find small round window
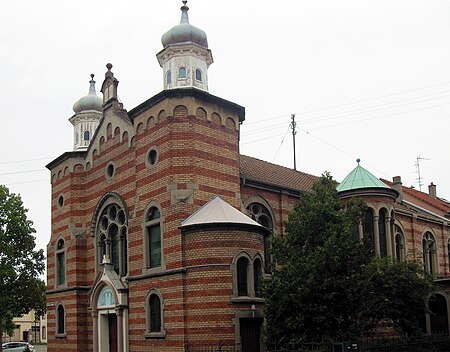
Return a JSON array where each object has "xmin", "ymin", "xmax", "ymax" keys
[
  {"xmin": 57, "ymin": 195, "xmax": 64, "ymax": 208},
  {"xmin": 145, "ymin": 147, "xmax": 159, "ymax": 169},
  {"xmin": 106, "ymin": 162, "xmax": 115, "ymax": 180}
]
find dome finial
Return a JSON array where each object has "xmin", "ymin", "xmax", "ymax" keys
[
  {"xmin": 356, "ymin": 158, "xmax": 361, "ymax": 165},
  {"xmin": 89, "ymin": 74, "xmax": 96, "ymax": 95},
  {"xmin": 180, "ymin": 0, "xmax": 189, "ymax": 24}
]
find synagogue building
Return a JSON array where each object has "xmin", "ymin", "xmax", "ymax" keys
[{"xmin": 46, "ymin": 2, "xmax": 450, "ymax": 351}]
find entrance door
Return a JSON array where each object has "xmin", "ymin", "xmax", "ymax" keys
[
  {"xmin": 108, "ymin": 314, "xmax": 118, "ymax": 352},
  {"xmin": 429, "ymin": 294, "xmax": 449, "ymax": 335},
  {"xmin": 240, "ymin": 318, "xmax": 262, "ymax": 352}
]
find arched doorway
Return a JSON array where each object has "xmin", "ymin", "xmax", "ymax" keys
[
  {"xmin": 429, "ymin": 293, "xmax": 449, "ymax": 335},
  {"xmin": 91, "ymin": 280, "xmax": 128, "ymax": 352}
]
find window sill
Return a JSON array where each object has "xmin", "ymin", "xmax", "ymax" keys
[
  {"xmin": 145, "ymin": 331, "xmax": 165, "ymax": 339},
  {"xmin": 231, "ymin": 297, "xmax": 265, "ymax": 304},
  {"xmin": 142, "ymin": 265, "xmax": 165, "ymax": 276},
  {"xmin": 55, "ymin": 333, "xmax": 66, "ymax": 339}
]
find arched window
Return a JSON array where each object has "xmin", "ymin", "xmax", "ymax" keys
[
  {"xmin": 75, "ymin": 132, "xmax": 79, "ymax": 143},
  {"xmin": 83, "ymin": 130, "xmax": 90, "ymax": 141},
  {"xmin": 378, "ymin": 209, "xmax": 388, "ymax": 257},
  {"xmin": 247, "ymin": 202, "xmax": 273, "ymax": 273},
  {"xmin": 395, "ymin": 225, "xmax": 405, "ymax": 261},
  {"xmin": 363, "ymin": 208, "xmax": 375, "ymax": 246},
  {"xmin": 56, "ymin": 239, "xmax": 66, "ymax": 286},
  {"xmin": 145, "ymin": 206, "xmax": 162, "ymax": 269},
  {"xmin": 253, "ymin": 258, "xmax": 262, "ymax": 297},
  {"xmin": 237, "ymin": 257, "xmax": 249, "ymax": 296},
  {"xmin": 166, "ymin": 70, "xmax": 171, "ymax": 85},
  {"xmin": 146, "ymin": 290, "xmax": 164, "ymax": 337},
  {"xmin": 149, "ymin": 294, "xmax": 161, "ymax": 332},
  {"xmin": 448, "ymin": 239, "xmax": 450, "ymax": 271},
  {"xmin": 178, "ymin": 67, "xmax": 187, "ymax": 79},
  {"xmin": 195, "ymin": 68, "xmax": 202, "ymax": 81},
  {"xmin": 96, "ymin": 202, "xmax": 128, "ymax": 276},
  {"xmin": 423, "ymin": 232, "xmax": 437, "ymax": 274},
  {"xmin": 56, "ymin": 304, "xmax": 65, "ymax": 335}
]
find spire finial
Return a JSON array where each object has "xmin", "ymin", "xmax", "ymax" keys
[
  {"xmin": 356, "ymin": 158, "xmax": 361, "ymax": 165},
  {"xmin": 88, "ymin": 74, "xmax": 97, "ymax": 95},
  {"xmin": 180, "ymin": 0, "xmax": 189, "ymax": 24},
  {"xmin": 106, "ymin": 63, "xmax": 113, "ymax": 71}
]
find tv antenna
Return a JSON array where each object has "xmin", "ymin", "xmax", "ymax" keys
[{"xmin": 414, "ymin": 155, "xmax": 430, "ymax": 192}]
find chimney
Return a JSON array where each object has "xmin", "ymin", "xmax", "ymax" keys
[
  {"xmin": 428, "ymin": 182, "xmax": 437, "ymax": 198},
  {"xmin": 392, "ymin": 176, "xmax": 403, "ymax": 201}
]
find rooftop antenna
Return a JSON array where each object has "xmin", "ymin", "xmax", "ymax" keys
[{"xmin": 414, "ymin": 155, "xmax": 430, "ymax": 192}]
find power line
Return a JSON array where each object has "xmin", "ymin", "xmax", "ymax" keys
[
  {"xmin": 243, "ymin": 81, "xmax": 450, "ymax": 126},
  {"xmin": 4, "ymin": 179, "xmax": 48, "ymax": 186},
  {"xmin": 0, "ymin": 157, "xmax": 52, "ymax": 165},
  {"xmin": 0, "ymin": 169, "xmax": 46, "ymax": 176},
  {"xmin": 271, "ymin": 124, "xmax": 291, "ymax": 164},
  {"xmin": 308, "ymin": 101, "xmax": 450, "ymax": 131}
]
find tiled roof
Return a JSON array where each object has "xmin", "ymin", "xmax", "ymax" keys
[
  {"xmin": 239, "ymin": 155, "xmax": 318, "ymax": 192},
  {"xmin": 181, "ymin": 196, "xmax": 262, "ymax": 227},
  {"xmin": 337, "ymin": 162, "xmax": 390, "ymax": 193},
  {"xmin": 382, "ymin": 179, "xmax": 450, "ymax": 218}
]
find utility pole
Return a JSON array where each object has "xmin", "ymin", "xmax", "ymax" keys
[{"xmin": 290, "ymin": 114, "xmax": 297, "ymax": 170}]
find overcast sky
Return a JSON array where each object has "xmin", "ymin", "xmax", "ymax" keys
[{"xmin": 1, "ymin": 0, "xmax": 449, "ymax": 264}]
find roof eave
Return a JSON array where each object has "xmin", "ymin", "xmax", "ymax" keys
[{"xmin": 128, "ymin": 88, "xmax": 245, "ymax": 123}]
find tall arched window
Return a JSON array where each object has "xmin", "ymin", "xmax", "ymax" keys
[
  {"xmin": 56, "ymin": 239, "xmax": 66, "ymax": 286},
  {"xmin": 237, "ymin": 257, "xmax": 249, "ymax": 296},
  {"xmin": 363, "ymin": 208, "xmax": 375, "ymax": 246},
  {"xmin": 146, "ymin": 290, "xmax": 164, "ymax": 337},
  {"xmin": 247, "ymin": 202, "xmax": 273, "ymax": 272},
  {"xmin": 195, "ymin": 68, "xmax": 202, "ymax": 81},
  {"xmin": 379, "ymin": 209, "xmax": 388, "ymax": 257},
  {"xmin": 149, "ymin": 294, "xmax": 161, "ymax": 332},
  {"xmin": 145, "ymin": 206, "xmax": 162, "ymax": 269},
  {"xmin": 96, "ymin": 202, "xmax": 128, "ymax": 276},
  {"xmin": 253, "ymin": 258, "xmax": 262, "ymax": 297},
  {"xmin": 423, "ymin": 231, "xmax": 436, "ymax": 274},
  {"xmin": 56, "ymin": 304, "xmax": 65, "ymax": 335},
  {"xmin": 178, "ymin": 67, "xmax": 187, "ymax": 79},
  {"xmin": 166, "ymin": 70, "xmax": 172, "ymax": 85},
  {"xmin": 83, "ymin": 130, "xmax": 90, "ymax": 141},
  {"xmin": 394, "ymin": 225, "xmax": 405, "ymax": 261}
]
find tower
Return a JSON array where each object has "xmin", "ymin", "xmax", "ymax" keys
[
  {"xmin": 69, "ymin": 74, "xmax": 102, "ymax": 150},
  {"xmin": 157, "ymin": 0, "xmax": 213, "ymax": 91}
]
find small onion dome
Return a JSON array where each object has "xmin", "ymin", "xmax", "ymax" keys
[
  {"xmin": 161, "ymin": 1, "xmax": 208, "ymax": 49},
  {"xmin": 72, "ymin": 74, "xmax": 102, "ymax": 113}
]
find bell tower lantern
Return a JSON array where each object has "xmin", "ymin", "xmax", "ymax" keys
[{"xmin": 157, "ymin": 1, "xmax": 213, "ymax": 91}]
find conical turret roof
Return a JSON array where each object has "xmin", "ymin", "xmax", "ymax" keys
[
  {"xmin": 337, "ymin": 159, "xmax": 390, "ymax": 193},
  {"xmin": 181, "ymin": 196, "xmax": 261, "ymax": 228}
]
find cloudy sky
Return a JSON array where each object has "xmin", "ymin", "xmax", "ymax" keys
[{"xmin": 1, "ymin": 0, "xmax": 449, "ymax": 262}]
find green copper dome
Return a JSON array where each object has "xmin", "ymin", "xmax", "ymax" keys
[{"xmin": 337, "ymin": 159, "xmax": 390, "ymax": 193}]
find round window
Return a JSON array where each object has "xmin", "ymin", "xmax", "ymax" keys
[
  {"xmin": 106, "ymin": 162, "xmax": 115, "ymax": 180},
  {"xmin": 145, "ymin": 147, "xmax": 159, "ymax": 169},
  {"xmin": 57, "ymin": 195, "xmax": 64, "ymax": 208}
]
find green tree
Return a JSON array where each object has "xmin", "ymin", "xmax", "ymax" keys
[
  {"xmin": 263, "ymin": 173, "xmax": 434, "ymax": 349},
  {"xmin": 0, "ymin": 185, "xmax": 45, "ymax": 350}
]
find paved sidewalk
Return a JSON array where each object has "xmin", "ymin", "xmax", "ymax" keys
[{"xmin": 34, "ymin": 345, "xmax": 47, "ymax": 352}]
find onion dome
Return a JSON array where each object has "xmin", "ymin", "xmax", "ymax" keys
[
  {"xmin": 72, "ymin": 74, "xmax": 103, "ymax": 113},
  {"xmin": 161, "ymin": 1, "xmax": 208, "ymax": 49}
]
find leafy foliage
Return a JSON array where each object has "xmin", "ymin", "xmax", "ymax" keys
[
  {"xmin": 0, "ymin": 185, "xmax": 45, "ymax": 349},
  {"xmin": 263, "ymin": 173, "xmax": 434, "ymax": 349}
]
